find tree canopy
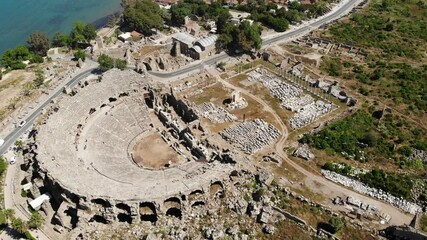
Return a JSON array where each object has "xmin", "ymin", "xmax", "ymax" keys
[
  {"xmin": 52, "ymin": 32, "xmax": 71, "ymax": 48},
  {"xmin": 122, "ymin": 0, "xmax": 164, "ymax": 35},
  {"xmin": 27, "ymin": 32, "xmax": 50, "ymax": 56},
  {"xmin": 218, "ymin": 21, "xmax": 262, "ymax": 54},
  {"xmin": 169, "ymin": 0, "xmax": 230, "ymax": 30},
  {"xmin": 28, "ymin": 211, "xmax": 44, "ymax": 229},
  {"xmin": 69, "ymin": 21, "xmax": 97, "ymax": 47},
  {"xmin": 0, "ymin": 45, "xmax": 31, "ymax": 69},
  {"xmin": 11, "ymin": 218, "xmax": 28, "ymax": 234},
  {"xmin": 97, "ymin": 54, "xmax": 127, "ymax": 72},
  {"xmin": 73, "ymin": 49, "xmax": 86, "ymax": 62}
]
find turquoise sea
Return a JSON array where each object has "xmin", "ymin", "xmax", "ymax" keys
[{"xmin": 0, "ymin": 0, "xmax": 121, "ymax": 54}]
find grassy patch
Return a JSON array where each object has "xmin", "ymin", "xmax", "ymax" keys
[
  {"xmin": 300, "ymin": 109, "xmax": 427, "ymax": 166},
  {"xmin": 319, "ymin": 0, "xmax": 427, "ymax": 118}
]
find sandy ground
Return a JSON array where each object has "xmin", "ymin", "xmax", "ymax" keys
[
  {"xmin": 132, "ymin": 133, "xmax": 178, "ymax": 169},
  {"xmin": 0, "ymin": 70, "xmax": 35, "ymax": 109}
]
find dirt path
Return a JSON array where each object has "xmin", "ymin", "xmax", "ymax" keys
[{"xmin": 219, "ymin": 76, "xmax": 413, "ymax": 226}]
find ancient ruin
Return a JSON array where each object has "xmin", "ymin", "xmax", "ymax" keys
[{"xmin": 22, "ymin": 69, "xmax": 250, "ymax": 233}]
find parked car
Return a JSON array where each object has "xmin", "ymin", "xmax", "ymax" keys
[
  {"xmin": 18, "ymin": 120, "xmax": 26, "ymax": 128},
  {"xmin": 9, "ymin": 155, "xmax": 16, "ymax": 165}
]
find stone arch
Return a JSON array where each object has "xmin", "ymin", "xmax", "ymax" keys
[
  {"xmin": 165, "ymin": 208, "xmax": 182, "ymax": 219},
  {"xmin": 188, "ymin": 189, "xmax": 204, "ymax": 201},
  {"xmin": 140, "ymin": 202, "xmax": 157, "ymax": 223},
  {"xmin": 119, "ymin": 92, "xmax": 129, "ymax": 98},
  {"xmin": 143, "ymin": 62, "xmax": 152, "ymax": 71},
  {"xmin": 164, "ymin": 197, "xmax": 181, "ymax": 207},
  {"xmin": 116, "ymin": 203, "xmax": 131, "ymax": 212},
  {"xmin": 191, "ymin": 201, "xmax": 205, "ymax": 208},
  {"xmin": 91, "ymin": 198, "xmax": 111, "ymax": 208},
  {"xmin": 164, "ymin": 197, "xmax": 182, "ymax": 219},
  {"xmin": 116, "ymin": 203, "xmax": 132, "ymax": 224},
  {"xmin": 210, "ymin": 180, "xmax": 224, "ymax": 198},
  {"xmin": 89, "ymin": 215, "xmax": 108, "ymax": 224}
]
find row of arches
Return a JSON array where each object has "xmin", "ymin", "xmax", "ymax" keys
[{"xmin": 88, "ymin": 180, "xmax": 225, "ymax": 224}]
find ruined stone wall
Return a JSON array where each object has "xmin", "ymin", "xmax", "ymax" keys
[{"xmin": 164, "ymin": 93, "xmax": 198, "ymax": 123}]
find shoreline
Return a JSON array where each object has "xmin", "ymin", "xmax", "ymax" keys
[
  {"xmin": 0, "ymin": 8, "xmax": 122, "ymax": 56},
  {"xmin": 92, "ymin": 11, "xmax": 122, "ymax": 30}
]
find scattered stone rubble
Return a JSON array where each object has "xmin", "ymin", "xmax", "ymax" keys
[
  {"xmin": 293, "ymin": 36, "xmax": 368, "ymax": 61},
  {"xmin": 322, "ymin": 170, "xmax": 422, "ymax": 214},
  {"xmin": 408, "ymin": 149, "xmax": 427, "ymax": 164},
  {"xmin": 293, "ymin": 144, "xmax": 315, "ymax": 160},
  {"xmin": 289, "ymin": 100, "xmax": 334, "ymax": 129},
  {"xmin": 263, "ymin": 152, "xmax": 282, "ymax": 165},
  {"xmin": 248, "ymin": 68, "xmax": 334, "ymax": 129},
  {"xmin": 195, "ymin": 102, "xmax": 237, "ymax": 124},
  {"xmin": 281, "ymin": 95, "xmax": 314, "ymax": 112},
  {"xmin": 220, "ymin": 119, "xmax": 280, "ymax": 154},
  {"xmin": 248, "ymin": 68, "xmax": 302, "ymax": 100}
]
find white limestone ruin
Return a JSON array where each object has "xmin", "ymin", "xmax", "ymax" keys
[
  {"xmin": 195, "ymin": 102, "xmax": 237, "ymax": 123},
  {"xmin": 322, "ymin": 170, "xmax": 422, "ymax": 214},
  {"xmin": 248, "ymin": 68, "xmax": 334, "ymax": 129},
  {"xmin": 220, "ymin": 119, "xmax": 280, "ymax": 154},
  {"xmin": 227, "ymin": 90, "xmax": 248, "ymax": 110},
  {"xmin": 27, "ymin": 69, "xmax": 241, "ymax": 229}
]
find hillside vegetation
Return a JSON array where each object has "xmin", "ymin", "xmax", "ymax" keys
[
  {"xmin": 319, "ymin": 0, "xmax": 427, "ymax": 118},
  {"xmin": 301, "ymin": 110, "xmax": 427, "ymax": 168}
]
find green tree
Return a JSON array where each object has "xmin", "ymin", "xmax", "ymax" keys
[
  {"xmin": 97, "ymin": 54, "xmax": 127, "ymax": 71},
  {"xmin": 122, "ymin": 0, "xmax": 164, "ymax": 35},
  {"xmin": 115, "ymin": 59, "xmax": 127, "ymax": 70},
  {"xmin": 83, "ymin": 24, "xmax": 97, "ymax": 42},
  {"xmin": 329, "ymin": 217, "xmax": 344, "ymax": 233},
  {"xmin": 22, "ymin": 82, "xmax": 35, "ymax": 97},
  {"xmin": 30, "ymin": 55, "xmax": 44, "ymax": 64},
  {"xmin": 398, "ymin": 145, "xmax": 412, "ymax": 156},
  {"xmin": 73, "ymin": 49, "xmax": 86, "ymax": 62},
  {"xmin": 52, "ymin": 32, "xmax": 71, "ymax": 47},
  {"xmin": 70, "ymin": 22, "xmax": 97, "ymax": 48},
  {"xmin": 27, "ymin": 32, "xmax": 51, "ymax": 56},
  {"xmin": 28, "ymin": 211, "xmax": 44, "ymax": 229},
  {"xmin": 170, "ymin": 5, "xmax": 191, "ymax": 26},
  {"xmin": 1, "ymin": 45, "xmax": 31, "ymax": 69},
  {"xmin": 11, "ymin": 217, "xmax": 28, "ymax": 234},
  {"xmin": 219, "ymin": 21, "xmax": 262, "ymax": 53},
  {"xmin": 4, "ymin": 209, "xmax": 15, "ymax": 222},
  {"xmin": 239, "ymin": 21, "xmax": 262, "ymax": 52},
  {"xmin": 215, "ymin": 8, "xmax": 231, "ymax": 33},
  {"xmin": 0, "ymin": 156, "xmax": 8, "ymax": 176},
  {"xmin": 14, "ymin": 140, "xmax": 24, "ymax": 151},
  {"xmin": 97, "ymin": 54, "xmax": 114, "ymax": 72},
  {"xmin": 34, "ymin": 69, "xmax": 45, "ymax": 88}
]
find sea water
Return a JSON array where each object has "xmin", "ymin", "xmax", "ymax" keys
[{"xmin": 0, "ymin": 0, "xmax": 121, "ymax": 54}]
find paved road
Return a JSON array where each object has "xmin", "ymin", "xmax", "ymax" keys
[
  {"xmin": 0, "ymin": 66, "xmax": 98, "ymax": 239},
  {"xmin": 0, "ymin": 67, "xmax": 97, "ymax": 155},
  {"xmin": 0, "ymin": 0, "xmax": 361, "ymax": 154},
  {"xmin": 149, "ymin": 0, "xmax": 360, "ymax": 79}
]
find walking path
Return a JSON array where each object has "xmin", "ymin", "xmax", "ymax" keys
[{"xmin": 217, "ymin": 68, "xmax": 413, "ymax": 226}]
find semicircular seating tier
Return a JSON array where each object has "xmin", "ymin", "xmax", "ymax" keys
[{"xmin": 36, "ymin": 69, "xmax": 233, "ymax": 202}]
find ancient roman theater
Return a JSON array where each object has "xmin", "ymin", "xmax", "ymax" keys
[{"xmin": 29, "ymin": 69, "xmax": 241, "ymax": 227}]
